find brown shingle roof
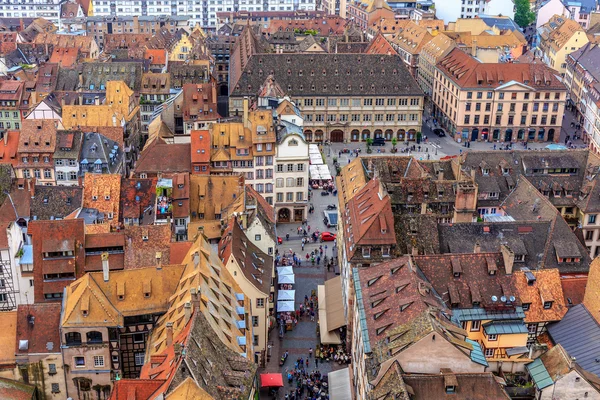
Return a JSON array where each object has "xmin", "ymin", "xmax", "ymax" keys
[
  {"xmin": 513, "ymin": 269, "xmax": 567, "ymax": 323},
  {"xmin": 15, "ymin": 303, "xmax": 61, "ymax": 354},
  {"xmin": 135, "ymin": 140, "xmax": 191, "ymax": 175}
]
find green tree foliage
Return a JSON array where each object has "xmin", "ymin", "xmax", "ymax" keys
[{"xmin": 514, "ymin": 0, "xmax": 535, "ymax": 28}]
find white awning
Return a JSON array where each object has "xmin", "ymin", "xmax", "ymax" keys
[
  {"xmin": 317, "ymin": 285, "xmax": 341, "ymax": 345},
  {"xmin": 278, "ymin": 274, "xmax": 295, "ymax": 284},
  {"xmin": 277, "ymin": 300, "xmax": 295, "ymax": 312},
  {"xmin": 309, "ymin": 164, "xmax": 332, "ymax": 180},
  {"xmin": 278, "ymin": 290, "xmax": 295, "ymax": 301},
  {"xmin": 329, "ymin": 368, "xmax": 352, "ymax": 400},
  {"xmin": 277, "ymin": 266, "xmax": 294, "ymax": 276}
]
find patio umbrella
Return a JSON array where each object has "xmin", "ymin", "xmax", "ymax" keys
[{"xmin": 260, "ymin": 373, "xmax": 284, "ymax": 388}]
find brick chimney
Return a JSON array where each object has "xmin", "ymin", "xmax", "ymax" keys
[
  {"xmin": 184, "ymin": 302, "xmax": 192, "ymax": 325},
  {"xmin": 474, "ymin": 242, "xmax": 481, "ymax": 253},
  {"xmin": 155, "ymin": 251, "xmax": 162, "ymax": 270},
  {"xmin": 500, "ymin": 244, "xmax": 515, "ymax": 275},
  {"xmin": 166, "ymin": 322, "xmax": 174, "ymax": 347},
  {"xmin": 101, "ymin": 252, "xmax": 109, "ymax": 282},
  {"xmin": 190, "ymin": 287, "xmax": 200, "ymax": 312}
]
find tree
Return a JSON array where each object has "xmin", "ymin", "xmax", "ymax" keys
[
  {"xmin": 514, "ymin": 0, "xmax": 535, "ymax": 28},
  {"xmin": 365, "ymin": 138, "xmax": 373, "ymax": 153},
  {"xmin": 391, "ymin": 137, "xmax": 398, "ymax": 149}
]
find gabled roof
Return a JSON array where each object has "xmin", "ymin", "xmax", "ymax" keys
[
  {"xmin": 62, "ymin": 265, "xmax": 184, "ymax": 328},
  {"xmin": 403, "ymin": 372, "xmax": 511, "ymax": 399},
  {"xmin": 123, "ymin": 225, "xmax": 172, "ymax": 269},
  {"xmin": 108, "ymin": 379, "xmax": 164, "ymax": 400},
  {"xmin": 513, "ymin": 269, "xmax": 567, "ymax": 323},
  {"xmin": 365, "ymin": 32, "xmax": 398, "ymax": 56},
  {"xmin": 30, "ymin": 185, "xmax": 82, "ymax": 221},
  {"xmin": 345, "ymin": 178, "xmax": 396, "ymax": 258},
  {"xmin": 120, "ymin": 178, "xmax": 157, "ymax": 221},
  {"xmin": 82, "ymin": 173, "xmax": 121, "ymax": 226}
]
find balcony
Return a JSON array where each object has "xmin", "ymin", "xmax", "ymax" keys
[{"xmin": 156, "ymin": 178, "xmax": 174, "ymax": 221}]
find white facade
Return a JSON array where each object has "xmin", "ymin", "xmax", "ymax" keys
[
  {"xmin": 275, "ymin": 133, "xmax": 309, "ymax": 221},
  {"xmin": 0, "ymin": 0, "xmax": 61, "ymax": 24},
  {"xmin": 1, "ymin": 222, "xmax": 34, "ymax": 310},
  {"xmin": 92, "ymin": 0, "xmax": 316, "ymax": 29},
  {"xmin": 536, "ymin": 0, "xmax": 570, "ymax": 28},
  {"xmin": 55, "ymin": 159, "xmax": 80, "ymax": 186},
  {"xmin": 25, "ymin": 101, "xmax": 62, "ymax": 123},
  {"xmin": 433, "ymin": 0, "xmax": 514, "ymax": 24}
]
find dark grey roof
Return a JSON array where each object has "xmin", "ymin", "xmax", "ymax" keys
[
  {"xmin": 56, "ymin": 62, "xmax": 143, "ymax": 92},
  {"xmin": 30, "ymin": 186, "xmax": 83, "ymax": 221},
  {"xmin": 548, "ymin": 304, "xmax": 600, "ymax": 377},
  {"xmin": 80, "ymin": 132, "xmax": 123, "ymax": 175},
  {"xmin": 230, "ymin": 53, "xmax": 423, "ymax": 97},
  {"xmin": 568, "ymin": 42, "xmax": 600, "ymax": 83},
  {"xmin": 478, "ymin": 15, "xmax": 521, "ymax": 32},
  {"xmin": 168, "ymin": 62, "xmax": 211, "ymax": 88},
  {"xmin": 438, "ymin": 220, "xmax": 590, "ymax": 273}
]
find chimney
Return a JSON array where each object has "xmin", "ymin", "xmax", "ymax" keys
[
  {"xmin": 412, "ymin": 246, "xmax": 419, "ymax": 256},
  {"xmin": 190, "ymin": 287, "xmax": 201, "ymax": 312},
  {"xmin": 500, "ymin": 244, "xmax": 515, "ymax": 274},
  {"xmin": 474, "ymin": 242, "xmax": 481, "ymax": 253},
  {"xmin": 471, "ymin": 39, "xmax": 477, "ymax": 57},
  {"xmin": 243, "ymin": 97, "xmax": 249, "ymax": 128},
  {"xmin": 470, "ymin": 168, "xmax": 475, "ymax": 180},
  {"xmin": 3, "ymin": 130, "xmax": 7, "ymax": 146},
  {"xmin": 184, "ymin": 302, "xmax": 192, "ymax": 324},
  {"xmin": 133, "ymin": 16, "xmax": 140, "ymax": 33},
  {"xmin": 155, "ymin": 252, "xmax": 162, "ymax": 270},
  {"xmin": 94, "ymin": 95, "xmax": 100, "ymax": 105},
  {"xmin": 101, "ymin": 252, "xmax": 110, "ymax": 281},
  {"xmin": 212, "ymin": 81, "xmax": 217, "ymax": 104},
  {"xmin": 166, "ymin": 322, "xmax": 174, "ymax": 347},
  {"xmin": 438, "ymin": 171, "xmax": 444, "ymax": 181}
]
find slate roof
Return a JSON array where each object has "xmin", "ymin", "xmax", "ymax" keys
[
  {"xmin": 547, "ymin": 304, "xmax": 600, "ymax": 377},
  {"xmin": 438, "ymin": 219, "xmax": 590, "ymax": 274},
  {"xmin": 15, "ymin": 303, "xmax": 61, "ymax": 355},
  {"xmin": 231, "ymin": 53, "xmax": 422, "ymax": 97},
  {"xmin": 79, "ymin": 131, "xmax": 123, "ymax": 175},
  {"xmin": 30, "ymin": 185, "xmax": 82, "ymax": 221},
  {"xmin": 413, "ymin": 252, "xmax": 516, "ymax": 309},
  {"xmin": 568, "ymin": 42, "xmax": 600, "ymax": 82},
  {"xmin": 219, "ymin": 220, "xmax": 273, "ymax": 294}
]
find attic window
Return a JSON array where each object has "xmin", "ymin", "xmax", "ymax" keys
[
  {"xmin": 400, "ymin": 302, "xmax": 413, "ymax": 312},
  {"xmin": 142, "ymin": 234, "xmax": 149, "ymax": 241},
  {"xmin": 543, "ymin": 301, "xmax": 553, "ymax": 309},
  {"xmin": 373, "ymin": 309, "xmax": 389, "ymax": 320},
  {"xmin": 104, "ymin": 195, "xmax": 110, "ymax": 200},
  {"xmin": 367, "ymin": 276, "xmax": 381, "ymax": 287}
]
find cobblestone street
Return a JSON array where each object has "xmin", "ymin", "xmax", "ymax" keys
[{"xmin": 259, "ymin": 158, "xmax": 345, "ymax": 399}]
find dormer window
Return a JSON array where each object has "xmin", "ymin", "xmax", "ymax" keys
[
  {"xmin": 554, "ymin": 190, "xmax": 561, "ymax": 197},
  {"xmin": 92, "ymin": 195, "xmax": 98, "ymax": 201},
  {"xmin": 104, "ymin": 195, "xmax": 110, "ymax": 200},
  {"xmin": 522, "ymin": 303, "xmax": 531, "ymax": 311},
  {"xmin": 502, "ymin": 167, "xmax": 509, "ymax": 175},
  {"xmin": 362, "ymin": 247, "xmax": 371, "ymax": 258},
  {"xmin": 543, "ymin": 301, "xmax": 553, "ymax": 309},
  {"xmin": 446, "ymin": 386, "xmax": 456, "ymax": 394},
  {"xmin": 142, "ymin": 234, "xmax": 148, "ymax": 241},
  {"xmin": 514, "ymin": 254, "xmax": 525, "ymax": 262},
  {"xmin": 482, "ymin": 168, "xmax": 490, "ymax": 175},
  {"xmin": 382, "ymin": 247, "xmax": 390, "ymax": 257}
]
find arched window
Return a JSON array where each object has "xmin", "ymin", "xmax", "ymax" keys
[
  {"xmin": 65, "ymin": 332, "xmax": 82, "ymax": 345},
  {"xmin": 86, "ymin": 331, "xmax": 103, "ymax": 344},
  {"xmin": 288, "ymin": 139, "xmax": 298, "ymax": 146}
]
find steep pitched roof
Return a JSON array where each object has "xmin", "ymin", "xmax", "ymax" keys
[
  {"xmin": 345, "ymin": 178, "xmax": 396, "ymax": 258},
  {"xmin": 108, "ymin": 379, "xmax": 164, "ymax": 400},
  {"xmin": 513, "ymin": 268, "xmax": 567, "ymax": 323},
  {"xmin": 135, "ymin": 140, "xmax": 191, "ymax": 175},
  {"xmin": 123, "ymin": 225, "xmax": 172, "ymax": 269}
]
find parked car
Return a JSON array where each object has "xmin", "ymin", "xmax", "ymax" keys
[
  {"xmin": 433, "ymin": 128, "xmax": 446, "ymax": 137},
  {"xmin": 372, "ymin": 137, "xmax": 386, "ymax": 146},
  {"xmin": 320, "ymin": 232, "xmax": 337, "ymax": 242}
]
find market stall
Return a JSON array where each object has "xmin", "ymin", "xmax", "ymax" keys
[
  {"xmin": 276, "ymin": 266, "xmax": 294, "ymax": 276},
  {"xmin": 260, "ymin": 373, "xmax": 284, "ymax": 388},
  {"xmin": 278, "ymin": 274, "xmax": 295, "ymax": 285},
  {"xmin": 278, "ymin": 289, "xmax": 295, "ymax": 301},
  {"xmin": 277, "ymin": 300, "xmax": 295, "ymax": 312}
]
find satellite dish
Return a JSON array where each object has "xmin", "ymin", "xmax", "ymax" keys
[
  {"xmin": 491, "ymin": 296, "xmax": 498, "ymax": 302},
  {"xmin": 509, "ymin": 296, "xmax": 516, "ymax": 302},
  {"xmin": 501, "ymin": 296, "xmax": 507, "ymax": 303}
]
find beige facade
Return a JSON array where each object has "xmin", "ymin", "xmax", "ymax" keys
[
  {"xmin": 292, "ymin": 95, "xmax": 423, "ymax": 143},
  {"xmin": 433, "ymin": 50, "xmax": 567, "ymax": 142}
]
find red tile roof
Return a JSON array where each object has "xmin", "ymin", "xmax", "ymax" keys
[
  {"xmin": 182, "ymin": 83, "xmax": 220, "ymax": 122},
  {"xmin": 0, "ymin": 33, "xmax": 17, "ymax": 55},
  {"xmin": 345, "ymin": 178, "xmax": 396, "ymax": 258},
  {"xmin": 135, "ymin": 140, "xmax": 191, "ymax": 175},
  {"xmin": 120, "ymin": 178, "xmax": 157, "ymax": 220},
  {"xmin": 438, "ymin": 48, "xmax": 566, "ymax": 90},
  {"xmin": 144, "ymin": 48, "xmax": 167, "ymax": 66},
  {"xmin": 108, "ymin": 379, "xmax": 164, "ymax": 400},
  {"xmin": 365, "ymin": 32, "xmax": 398, "ymax": 56},
  {"xmin": 15, "ymin": 303, "xmax": 61, "ymax": 354},
  {"xmin": 0, "ymin": 130, "xmax": 20, "ymax": 167},
  {"xmin": 190, "ymin": 130, "xmax": 211, "ymax": 164},
  {"xmin": 245, "ymin": 184, "xmax": 275, "ymax": 223},
  {"xmin": 49, "ymin": 47, "xmax": 79, "ymax": 67},
  {"xmin": 561, "ymin": 275, "xmax": 587, "ymax": 307},
  {"xmin": 169, "ymin": 241, "xmax": 193, "ymax": 265}
]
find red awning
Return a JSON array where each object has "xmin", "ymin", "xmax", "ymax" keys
[{"xmin": 260, "ymin": 373, "xmax": 284, "ymax": 388}]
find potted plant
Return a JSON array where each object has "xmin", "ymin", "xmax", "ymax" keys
[
  {"xmin": 366, "ymin": 138, "xmax": 373, "ymax": 153},
  {"xmin": 391, "ymin": 137, "xmax": 398, "ymax": 153}
]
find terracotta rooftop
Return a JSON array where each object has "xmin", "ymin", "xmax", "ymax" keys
[
  {"xmin": 190, "ymin": 130, "xmax": 211, "ymax": 164},
  {"xmin": 403, "ymin": 372, "xmax": 510, "ymax": 399},
  {"xmin": 169, "ymin": 241, "xmax": 193, "ymax": 265},
  {"xmin": 15, "ymin": 303, "xmax": 61, "ymax": 355},
  {"xmin": 123, "ymin": 225, "xmax": 172, "ymax": 269},
  {"xmin": 17, "ymin": 119, "xmax": 57, "ymax": 154},
  {"xmin": 135, "ymin": 140, "xmax": 191, "ymax": 175},
  {"xmin": 182, "ymin": 82, "xmax": 220, "ymax": 123},
  {"xmin": 0, "ymin": 130, "xmax": 20, "ymax": 167},
  {"xmin": 82, "ymin": 173, "xmax": 121, "ymax": 227},
  {"xmin": 365, "ymin": 32, "xmax": 398, "ymax": 56},
  {"xmin": 0, "ymin": 311, "xmax": 17, "ymax": 366},
  {"xmin": 437, "ymin": 48, "xmax": 566, "ymax": 90},
  {"xmin": 539, "ymin": 15, "xmax": 584, "ymax": 52},
  {"xmin": 108, "ymin": 379, "xmax": 164, "ymax": 400},
  {"xmin": 513, "ymin": 268, "xmax": 567, "ymax": 324},
  {"xmin": 344, "ymin": 178, "xmax": 396, "ymax": 259},
  {"xmin": 62, "ymin": 264, "xmax": 184, "ymax": 328},
  {"xmin": 561, "ymin": 275, "xmax": 587, "ymax": 307},
  {"xmin": 120, "ymin": 178, "xmax": 157, "ymax": 222}
]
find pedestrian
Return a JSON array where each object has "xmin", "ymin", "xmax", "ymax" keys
[
  {"xmin": 301, "ymin": 241, "xmax": 305, "ymax": 251},
  {"xmin": 310, "ymin": 311, "xmax": 315, "ymax": 321},
  {"xmin": 315, "ymin": 358, "xmax": 318, "ymax": 367},
  {"xmin": 308, "ymin": 225, "xmax": 311, "ymax": 233},
  {"xmin": 309, "ymin": 348, "xmax": 313, "ymax": 358},
  {"xmin": 317, "ymin": 256, "xmax": 321, "ymax": 264},
  {"xmin": 306, "ymin": 358, "xmax": 309, "ymax": 368}
]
